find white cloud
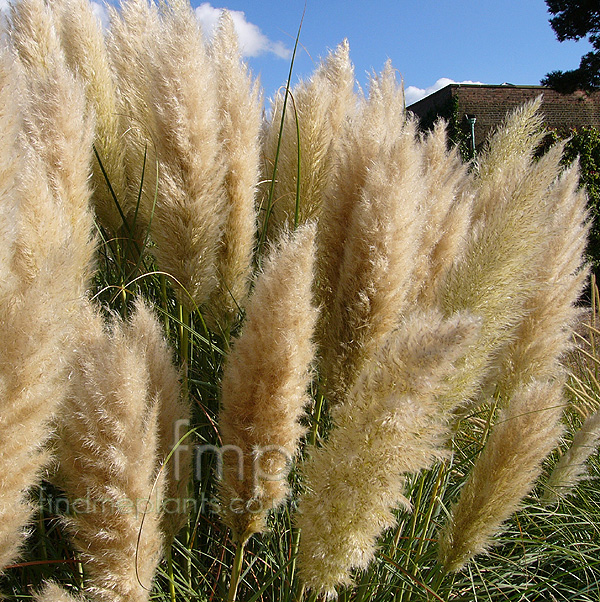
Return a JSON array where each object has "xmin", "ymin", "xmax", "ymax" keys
[
  {"xmin": 405, "ymin": 77, "xmax": 485, "ymax": 106},
  {"xmin": 195, "ymin": 2, "xmax": 291, "ymax": 59},
  {"xmin": 91, "ymin": 1, "xmax": 109, "ymax": 30}
]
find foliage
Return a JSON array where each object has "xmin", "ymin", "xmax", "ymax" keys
[
  {"xmin": 540, "ymin": 126, "xmax": 600, "ymax": 274},
  {"xmin": 542, "ymin": 0, "xmax": 600, "ymax": 93},
  {"xmin": 415, "ymin": 95, "xmax": 474, "ymax": 161}
]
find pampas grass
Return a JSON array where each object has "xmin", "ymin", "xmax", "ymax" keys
[
  {"xmin": 54, "ymin": 302, "xmax": 165, "ymax": 602},
  {"xmin": 439, "ymin": 379, "xmax": 566, "ymax": 572},
  {"xmin": 34, "ymin": 583, "xmax": 86, "ymax": 602},
  {"xmin": 297, "ymin": 311, "xmax": 480, "ymax": 597},
  {"xmin": 134, "ymin": 0, "xmax": 226, "ymax": 310},
  {"xmin": 10, "ymin": 0, "xmax": 96, "ymax": 290},
  {"xmin": 262, "ymin": 40, "xmax": 355, "ymax": 234},
  {"xmin": 0, "ymin": 10, "xmax": 94, "ymax": 571},
  {"xmin": 317, "ymin": 65, "xmax": 425, "ymax": 405},
  {"xmin": 206, "ymin": 12, "xmax": 261, "ymax": 330},
  {"xmin": 218, "ymin": 224, "xmax": 318, "ymax": 543},
  {"xmin": 52, "ymin": 0, "xmax": 127, "ymax": 234}
]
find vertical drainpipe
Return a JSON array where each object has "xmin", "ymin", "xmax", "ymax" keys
[{"xmin": 466, "ymin": 114, "xmax": 477, "ymax": 155}]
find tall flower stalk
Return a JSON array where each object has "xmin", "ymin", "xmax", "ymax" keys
[{"xmin": 218, "ymin": 224, "xmax": 318, "ymax": 542}]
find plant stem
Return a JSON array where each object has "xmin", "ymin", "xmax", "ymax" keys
[
  {"xmin": 160, "ymin": 274, "xmax": 170, "ymax": 337},
  {"xmin": 289, "ymin": 523, "xmax": 302, "ymax": 592},
  {"xmin": 257, "ymin": 9, "xmax": 304, "ymax": 258},
  {"xmin": 310, "ymin": 394, "xmax": 325, "ymax": 447},
  {"xmin": 415, "ymin": 463, "xmax": 446, "ymax": 559},
  {"xmin": 293, "ymin": 583, "xmax": 306, "ymax": 602},
  {"xmin": 166, "ymin": 546, "xmax": 176, "ymax": 602},
  {"xmin": 354, "ymin": 566, "xmax": 374, "ymax": 602},
  {"xmin": 179, "ymin": 304, "xmax": 190, "ymax": 400},
  {"xmin": 227, "ymin": 540, "xmax": 246, "ymax": 602}
]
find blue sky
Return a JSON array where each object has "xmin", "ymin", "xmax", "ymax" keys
[
  {"xmin": 191, "ymin": 0, "xmax": 594, "ymax": 105},
  {"xmin": 0, "ymin": 0, "xmax": 592, "ymax": 105}
]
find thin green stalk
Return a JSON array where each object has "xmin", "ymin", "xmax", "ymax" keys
[
  {"xmin": 179, "ymin": 304, "xmax": 190, "ymax": 400},
  {"xmin": 257, "ymin": 9, "xmax": 304, "ymax": 257},
  {"xmin": 160, "ymin": 274, "xmax": 170, "ymax": 337},
  {"xmin": 227, "ymin": 540, "xmax": 246, "ymax": 602},
  {"xmin": 166, "ymin": 546, "xmax": 176, "ymax": 602},
  {"xmin": 310, "ymin": 394, "xmax": 325, "ymax": 447},
  {"xmin": 415, "ymin": 464, "xmax": 447, "ymax": 559},
  {"xmin": 293, "ymin": 583, "xmax": 306, "ymax": 602},
  {"xmin": 354, "ymin": 560, "xmax": 377, "ymax": 602},
  {"xmin": 288, "ymin": 523, "xmax": 302, "ymax": 594},
  {"xmin": 399, "ymin": 475, "xmax": 426, "ymax": 602},
  {"xmin": 291, "ymin": 93, "xmax": 302, "ymax": 231},
  {"xmin": 37, "ymin": 485, "xmax": 47, "ymax": 562}
]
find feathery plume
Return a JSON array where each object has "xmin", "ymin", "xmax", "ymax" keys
[
  {"xmin": 34, "ymin": 583, "xmax": 86, "ymax": 602},
  {"xmin": 409, "ymin": 120, "xmax": 472, "ymax": 307},
  {"xmin": 263, "ymin": 39, "xmax": 355, "ymax": 234},
  {"xmin": 319, "ymin": 110, "xmax": 426, "ymax": 404},
  {"xmin": 106, "ymin": 0, "xmax": 161, "ymax": 225},
  {"xmin": 127, "ymin": 299, "xmax": 191, "ymax": 542},
  {"xmin": 138, "ymin": 0, "xmax": 227, "ymax": 309},
  {"xmin": 52, "ymin": 0, "xmax": 128, "ymax": 233},
  {"xmin": 0, "ymin": 20, "xmax": 94, "ymax": 571},
  {"xmin": 54, "ymin": 303, "xmax": 165, "ymax": 602},
  {"xmin": 439, "ymin": 379, "xmax": 565, "ymax": 572},
  {"xmin": 218, "ymin": 224, "xmax": 318, "ymax": 542},
  {"xmin": 438, "ymin": 117, "xmax": 589, "ymax": 571},
  {"xmin": 206, "ymin": 12, "xmax": 261, "ymax": 329},
  {"xmin": 0, "ymin": 45, "xmax": 22, "ymax": 303},
  {"xmin": 440, "ymin": 100, "xmax": 567, "ymax": 412},
  {"xmin": 10, "ymin": 0, "xmax": 96, "ymax": 291},
  {"xmin": 316, "ymin": 60, "xmax": 403, "ymax": 321},
  {"xmin": 543, "ymin": 409, "xmax": 600, "ymax": 502},
  {"xmin": 297, "ymin": 311, "xmax": 480, "ymax": 598},
  {"xmin": 497, "ymin": 162, "xmax": 589, "ymax": 390}
]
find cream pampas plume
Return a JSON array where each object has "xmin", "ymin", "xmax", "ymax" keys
[
  {"xmin": 543, "ymin": 409, "xmax": 600, "ymax": 502},
  {"xmin": 0, "ymin": 46, "xmax": 21, "ymax": 303},
  {"xmin": 9, "ymin": 0, "xmax": 96, "ymax": 291},
  {"xmin": 440, "ymin": 99, "xmax": 566, "ymax": 413},
  {"xmin": 262, "ymin": 39, "xmax": 355, "ymax": 234},
  {"xmin": 316, "ymin": 62, "xmax": 416, "ymax": 403},
  {"xmin": 133, "ymin": 0, "xmax": 226, "ymax": 309},
  {"xmin": 0, "ymin": 0, "xmax": 95, "ymax": 568},
  {"xmin": 106, "ymin": 0, "xmax": 161, "ymax": 226},
  {"xmin": 438, "ymin": 143, "xmax": 589, "ymax": 572},
  {"xmin": 439, "ymin": 379, "xmax": 565, "ymax": 572},
  {"xmin": 34, "ymin": 583, "xmax": 86, "ymax": 602},
  {"xmin": 218, "ymin": 224, "xmax": 318, "ymax": 542},
  {"xmin": 316, "ymin": 60, "xmax": 403, "ymax": 322},
  {"xmin": 409, "ymin": 120, "xmax": 472, "ymax": 308},
  {"xmin": 52, "ymin": 0, "xmax": 128, "ymax": 233},
  {"xmin": 296, "ymin": 311, "xmax": 480, "ymax": 598},
  {"xmin": 0, "ymin": 46, "xmax": 50, "ymax": 573},
  {"xmin": 54, "ymin": 302, "xmax": 165, "ymax": 602},
  {"xmin": 206, "ymin": 12, "xmax": 261, "ymax": 330},
  {"xmin": 127, "ymin": 300, "xmax": 191, "ymax": 542},
  {"xmin": 317, "ymin": 65, "xmax": 426, "ymax": 404},
  {"xmin": 497, "ymin": 162, "xmax": 589, "ymax": 390}
]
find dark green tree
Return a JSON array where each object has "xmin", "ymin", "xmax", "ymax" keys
[{"xmin": 541, "ymin": 0, "xmax": 600, "ymax": 93}]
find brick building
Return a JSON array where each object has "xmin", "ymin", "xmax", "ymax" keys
[{"xmin": 407, "ymin": 84, "xmax": 600, "ymax": 151}]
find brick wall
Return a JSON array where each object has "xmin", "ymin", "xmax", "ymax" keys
[{"xmin": 408, "ymin": 84, "xmax": 600, "ymax": 149}]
